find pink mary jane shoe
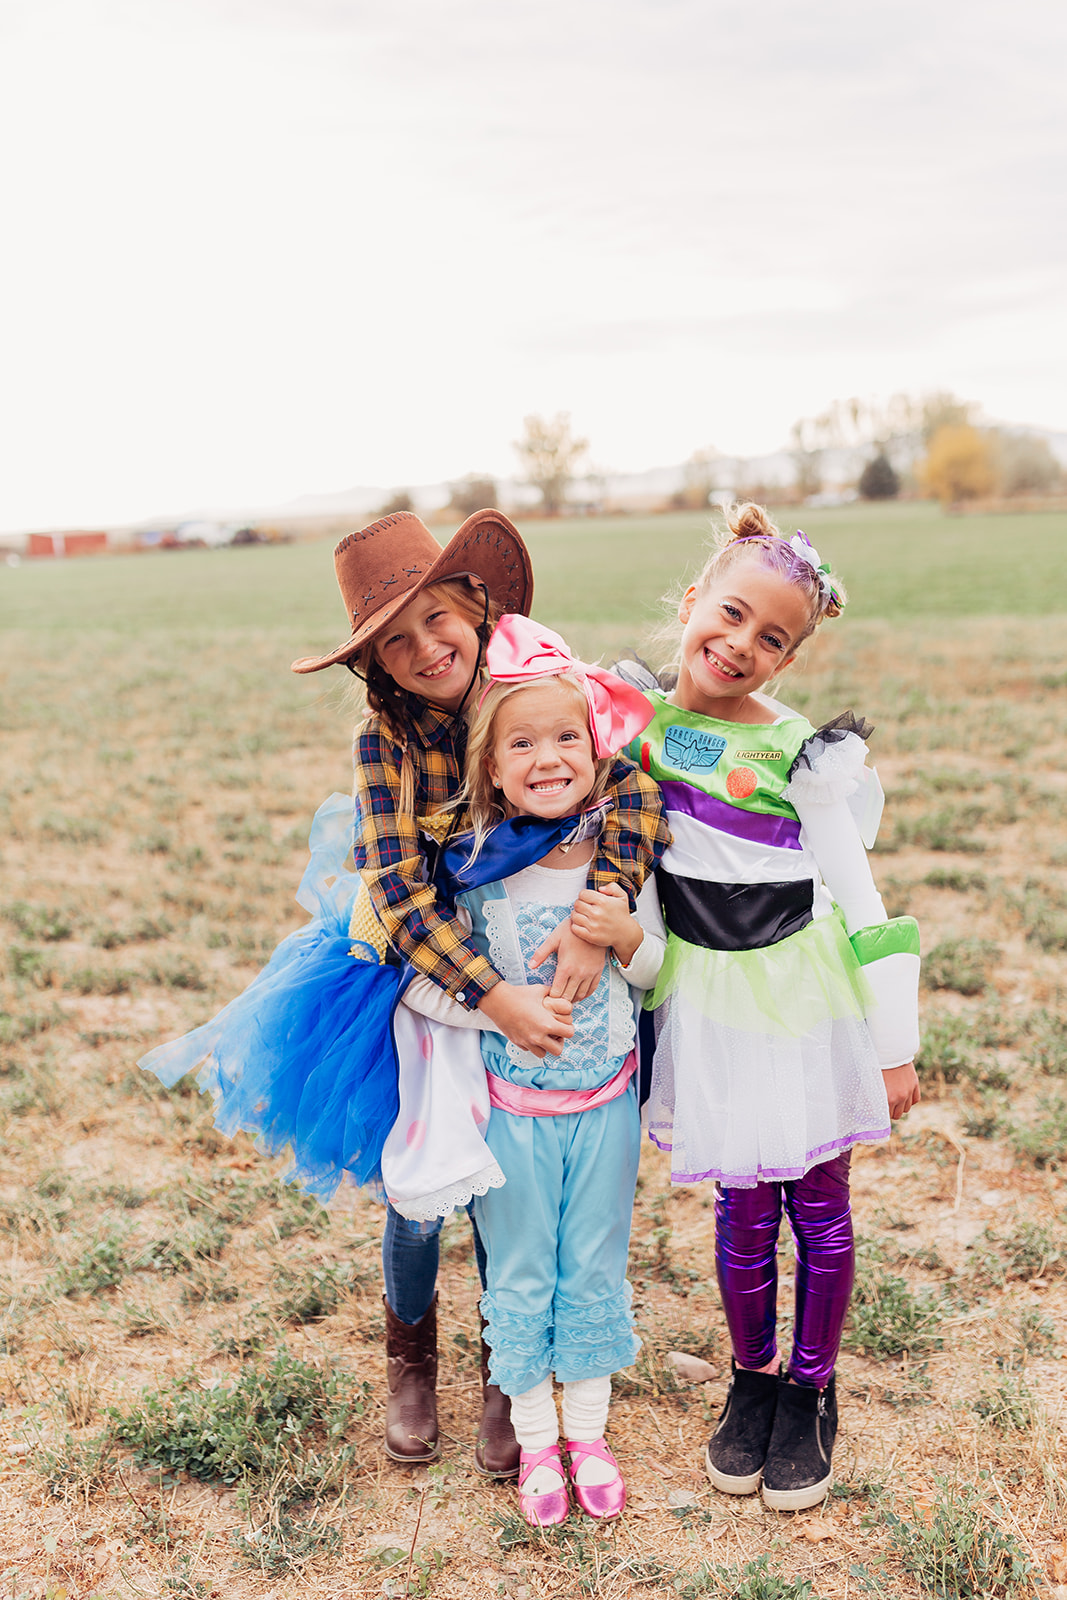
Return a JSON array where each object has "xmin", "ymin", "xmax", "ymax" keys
[
  {"xmin": 517, "ymin": 1444, "xmax": 570, "ymax": 1527},
  {"xmin": 565, "ymin": 1437, "xmax": 627, "ymax": 1519}
]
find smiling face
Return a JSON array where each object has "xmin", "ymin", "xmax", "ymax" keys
[
  {"xmin": 485, "ymin": 679, "xmax": 597, "ymax": 820},
  {"xmin": 372, "ymin": 584, "xmax": 482, "ymax": 712},
  {"xmin": 675, "ymin": 556, "xmax": 812, "ymax": 721}
]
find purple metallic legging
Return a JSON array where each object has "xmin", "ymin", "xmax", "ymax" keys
[{"xmin": 714, "ymin": 1150, "xmax": 854, "ymax": 1389}]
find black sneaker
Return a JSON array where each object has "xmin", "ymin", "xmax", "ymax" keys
[
  {"xmin": 705, "ymin": 1362, "xmax": 780, "ymax": 1495},
  {"xmin": 761, "ymin": 1373, "xmax": 837, "ymax": 1511}
]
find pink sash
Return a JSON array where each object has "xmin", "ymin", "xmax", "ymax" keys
[{"xmin": 486, "ymin": 1051, "xmax": 637, "ymax": 1118}]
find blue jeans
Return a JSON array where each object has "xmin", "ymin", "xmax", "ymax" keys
[{"xmin": 382, "ymin": 1201, "xmax": 488, "ymax": 1325}]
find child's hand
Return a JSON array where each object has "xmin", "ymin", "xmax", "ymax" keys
[
  {"xmin": 570, "ymin": 884, "xmax": 642, "ymax": 967},
  {"xmin": 530, "ymin": 919, "xmax": 606, "ymax": 1002},
  {"xmin": 883, "ymin": 1062, "xmax": 920, "ymax": 1120},
  {"xmin": 478, "ymin": 981, "xmax": 574, "ymax": 1059}
]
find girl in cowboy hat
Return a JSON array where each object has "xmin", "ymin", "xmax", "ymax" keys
[{"xmin": 141, "ymin": 508, "xmax": 670, "ymax": 1478}]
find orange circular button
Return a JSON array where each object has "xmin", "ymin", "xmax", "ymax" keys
[{"xmin": 726, "ymin": 765, "xmax": 758, "ymax": 799}]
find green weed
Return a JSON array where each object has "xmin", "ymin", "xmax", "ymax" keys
[
  {"xmin": 883, "ymin": 1476, "xmax": 1036, "ymax": 1597},
  {"xmin": 140, "ymin": 1220, "xmax": 232, "ymax": 1274},
  {"xmin": 134, "ymin": 831, "xmax": 175, "ymax": 855},
  {"xmin": 164, "ymin": 1557, "xmax": 210, "ymax": 1597},
  {"xmin": 33, "ymin": 1431, "xmax": 115, "ymax": 1502},
  {"xmin": 366, "ymin": 1540, "xmax": 447, "ymax": 1596},
  {"xmin": 983, "ymin": 1219, "xmax": 1067, "ymax": 1280},
  {"xmin": 960, "ymin": 1100, "xmax": 1001, "ymax": 1138},
  {"xmin": 53, "ymin": 1226, "xmax": 132, "ymax": 1295},
  {"xmin": 2, "ymin": 901, "xmax": 72, "ymax": 941},
  {"xmin": 1016, "ymin": 1307, "xmax": 1056, "ymax": 1358},
  {"xmin": 108, "ymin": 1347, "xmax": 367, "ymax": 1505},
  {"xmin": 39, "ymin": 812, "xmax": 109, "ymax": 845},
  {"xmin": 922, "ymin": 868, "xmax": 988, "ymax": 892},
  {"xmin": 1022, "ymin": 1007, "xmax": 1067, "ymax": 1074},
  {"xmin": 1009, "ymin": 1092, "xmax": 1067, "ymax": 1167},
  {"xmin": 216, "ymin": 812, "xmax": 271, "ymax": 844},
  {"xmin": 490, "ymin": 1514, "xmax": 666, "ymax": 1595},
  {"xmin": 119, "ymin": 1298, "xmax": 175, "ymax": 1338},
  {"xmin": 1007, "ymin": 879, "xmax": 1067, "ymax": 952},
  {"xmin": 0, "ymin": 1002, "xmax": 64, "ymax": 1041},
  {"xmin": 236, "ymin": 1510, "xmax": 343, "ymax": 1577},
  {"xmin": 8, "ymin": 944, "xmax": 55, "ymax": 986},
  {"xmin": 100, "ymin": 1182, "xmax": 149, "ymax": 1208},
  {"xmin": 270, "ymin": 1261, "xmax": 350, "ymax": 1323},
  {"xmin": 676, "ymin": 1555, "xmax": 826, "ymax": 1600},
  {"xmin": 972, "ymin": 1373, "xmax": 1035, "ymax": 1432},
  {"xmin": 916, "ymin": 1015, "xmax": 1012, "ymax": 1090},
  {"xmin": 843, "ymin": 1266, "xmax": 943, "ymax": 1358},
  {"xmin": 879, "ymin": 876, "xmax": 914, "ymax": 917},
  {"xmin": 921, "ymin": 768, "xmax": 987, "ymax": 793},
  {"xmin": 968, "ymin": 1005, "xmax": 1025, "ymax": 1049},
  {"xmin": 272, "ymin": 1181, "xmax": 332, "ymax": 1239},
  {"xmin": 145, "ymin": 955, "xmax": 208, "ymax": 990},
  {"xmin": 175, "ymin": 1170, "xmax": 263, "ymax": 1226},
  {"xmin": 923, "ymin": 938, "xmax": 999, "ymax": 995},
  {"xmin": 91, "ymin": 914, "xmax": 174, "ymax": 948},
  {"xmin": 178, "ymin": 1261, "xmax": 239, "ymax": 1305},
  {"xmin": 887, "ymin": 805, "xmax": 986, "ymax": 854},
  {"xmin": 64, "ymin": 964, "xmax": 135, "ymax": 995}
]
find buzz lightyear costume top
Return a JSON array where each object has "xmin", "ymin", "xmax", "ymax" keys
[{"xmin": 621, "ymin": 672, "xmax": 920, "ymax": 1190}]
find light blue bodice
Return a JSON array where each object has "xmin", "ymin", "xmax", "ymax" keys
[{"xmin": 459, "ymin": 880, "xmax": 634, "ymax": 1092}]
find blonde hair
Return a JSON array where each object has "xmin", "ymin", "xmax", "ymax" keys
[
  {"xmin": 649, "ymin": 502, "xmax": 846, "ymax": 681},
  {"xmin": 347, "ymin": 577, "xmax": 501, "ymax": 815},
  {"xmin": 461, "ymin": 674, "xmax": 614, "ymax": 862}
]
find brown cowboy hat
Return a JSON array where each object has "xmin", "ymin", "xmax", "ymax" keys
[{"xmin": 290, "ymin": 508, "xmax": 534, "ymax": 674}]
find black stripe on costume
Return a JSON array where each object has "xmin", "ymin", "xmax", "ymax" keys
[{"xmin": 658, "ymin": 870, "xmax": 814, "ymax": 952}]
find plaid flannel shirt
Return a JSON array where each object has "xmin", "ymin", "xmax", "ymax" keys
[{"xmin": 352, "ymin": 701, "xmax": 670, "ymax": 1009}]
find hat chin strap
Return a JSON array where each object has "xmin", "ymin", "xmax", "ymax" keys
[{"xmin": 458, "ymin": 580, "xmax": 492, "ymax": 715}]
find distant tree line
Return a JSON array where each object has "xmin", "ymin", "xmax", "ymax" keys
[
  {"xmin": 378, "ymin": 392, "xmax": 1061, "ymax": 523},
  {"xmin": 787, "ymin": 391, "xmax": 1063, "ymax": 507}
]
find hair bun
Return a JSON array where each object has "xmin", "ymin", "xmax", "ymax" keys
[{"xmin": 727, "ymin": 501, "xmax": 780, "ymax": 542}]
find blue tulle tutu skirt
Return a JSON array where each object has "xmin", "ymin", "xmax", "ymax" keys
[{"xmin": 138, "ymin": 794, "xmax": 400, "ymax": 1201}]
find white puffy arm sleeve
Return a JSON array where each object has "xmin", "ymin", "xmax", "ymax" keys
[
  {"xmin": 616, "ymin": 878, "xmax": 668, "ymax": 990},
  {"xmin": 791, "ymin": 791, "xmax": 920, "ymax": 1070},
  {"xmin": 401, "ymin": 976, "xmax": 484, "ymax": 1029}
]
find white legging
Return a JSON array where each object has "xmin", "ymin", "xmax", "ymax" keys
[{"xmin": 509, "ymin": 1374, "xmax": 611, "ymax": 1449}]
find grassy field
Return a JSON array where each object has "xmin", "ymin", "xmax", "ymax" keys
[{"xmin": 1, "ymin": 504, "xmax": 1067, "ymax": 1598}]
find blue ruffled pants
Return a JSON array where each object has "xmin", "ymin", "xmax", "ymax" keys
[{"xmin": 474, "ymin": 1082, "xmax": 641, "ymax": 1396}]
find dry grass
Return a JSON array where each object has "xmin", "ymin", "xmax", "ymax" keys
[{"xmin": 1, "ymin": 610, "xmax": 1066, "ymax": 1599}]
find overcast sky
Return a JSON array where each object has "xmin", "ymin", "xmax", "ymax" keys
[{"xmin": 1, "ymin": 0, "xmax": 1064, "ymax": 531}]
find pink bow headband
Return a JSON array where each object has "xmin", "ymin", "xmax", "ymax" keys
[{"xmin": 484, "ymin": 615, "xmax": 654, "ymax": 759}]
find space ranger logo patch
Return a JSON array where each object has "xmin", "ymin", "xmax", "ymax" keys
[{"xmin": 663, "ymin": 725, "xmax": 728, "ymax": 772}]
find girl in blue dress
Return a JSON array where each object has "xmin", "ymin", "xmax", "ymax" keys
[{"xmin": 401, "ymin": 615, "xmax": 667, "ymax": 1526}]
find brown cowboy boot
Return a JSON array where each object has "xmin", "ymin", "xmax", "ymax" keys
[
  {"xmin": 473, "ymin": 1317, "xmax": 520, "ymax": 1478},
  {"xmin": 384, "ymin": 1296, "xmax": 439, "ymax": 1463}
]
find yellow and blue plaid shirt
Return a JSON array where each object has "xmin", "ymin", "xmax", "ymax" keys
[{"xmin": 352, "ymin": 700, "xmax": 669, "ymax": 1009}]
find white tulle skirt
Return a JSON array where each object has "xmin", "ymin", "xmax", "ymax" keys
[{"xmin": 647, "ymin": 912, "xmax": 891, "ymax": 1188}]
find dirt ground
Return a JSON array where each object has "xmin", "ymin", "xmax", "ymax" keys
[{"xmin": 1, "ymin": 616, "xmax": 1066, "ymax": 1598}]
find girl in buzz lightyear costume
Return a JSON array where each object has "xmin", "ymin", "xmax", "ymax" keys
[{"xmin": 616, "ymin": 501, "xmax": 921, "ymax": 1515}]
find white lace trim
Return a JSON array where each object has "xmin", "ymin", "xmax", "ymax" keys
[
  {"xmin": 783, "ymin": 731, "xmax": 868, "ymax": 806},
  {"xmin": 388, "ymin": 1160, "xmax": 507, "ymax": 1222},
  {"xmin": 483, "ymin": 897, "xmax": 522, "ymax": 983},
  {"xmin": 607, "ymin": 963, "xmax": 637, "ymax": 1056}
]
